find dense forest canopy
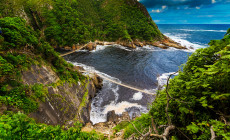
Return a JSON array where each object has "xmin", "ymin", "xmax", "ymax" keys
[{"xmin": 0, "ymin": 0, "xmax": 162, "ymax": 47}]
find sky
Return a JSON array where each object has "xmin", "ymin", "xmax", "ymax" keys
[{"xmin": 138, "ymin": 0, "xmax": 230, "ymax": 24}]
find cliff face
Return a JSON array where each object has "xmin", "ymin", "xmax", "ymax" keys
[{"xmin": 22, "ymin": 65, "xmax": 97, "ymax": 125}]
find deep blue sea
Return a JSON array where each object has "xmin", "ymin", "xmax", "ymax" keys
[
  {"xmin": 158, "ymin": 24, "xmax": 230, "ymax": 49},
  {"xmin": 65, "ymin": 24, "xmax": 230, "ymax": 124}
]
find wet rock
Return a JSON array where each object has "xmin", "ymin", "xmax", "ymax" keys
[
  {"xmin": 162, "ymin": 37, "xmax": 187, "ymax": 49},
  {"xmin": 64, "ymin": 46, "xmax": 72, "ymax": 50},
  {"xmin": 72, "ymin": 44, "xmax": 76, "ymax": 50},
  {"xmin": 76, "ymin": 45, "xmax": 82, "ymax": 50},
  {"xmin": 86, "ymin": 42, "xmax": 97, "ymax": 51},
  {"xmin": 91, "ymin": 74, "xmax": 103, "ymax": 91},
  {"xmin": 120, "ymin": 41, "xmax": 137, "ymax": 49},
  {"xmin": 134, "ymin": 40, "xmax": 144, "ymax": 47},
  {"xmin": 151, "ymin": 41, "xmax": 168, "ymax": 49},
  {"xmin": 107, "ymin": 110, "xmax": 119, "ymax": 123},
  {"xmin": 121, "ymin": 112, "xmax": 130, "ymax": 121},
  {"xmin": 73, "ymin": 66, "xmax": 85, "ymax": 72}
]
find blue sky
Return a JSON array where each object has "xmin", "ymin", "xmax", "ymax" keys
[{"xmin": 138, "ymin": 0, "xmax": 230, "ymax": 24}]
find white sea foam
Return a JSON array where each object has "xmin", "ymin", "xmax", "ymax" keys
[
  {"xmin": 178, "ymin": 29, "xmax": 226, "ymax": 32},
  {"xmin": 103, "ymin": 101, "xmax": 142, "ymax": 114},
  {"xmin": 69, "ymin": 61, "xmax": 150, "ymax": 124},
  {"xmin": 132, "ymin": 92, "xmax": 143, "ymax": 100},
  {"xmin": 90, "ymin": 45, "xmax": 110, "ymax": 52},
  {"xmin": 164, "ymin": 33, "xmax": 206, "ymax": 51},
  {"xmin": 114, "ymin": 45, "xmax": 132, "ymax": 51},
  {"xmin": 157, "ymin": 72, "xmax": 178, "ymax": 89}
]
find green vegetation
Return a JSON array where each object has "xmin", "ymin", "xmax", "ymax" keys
[
  {"xmin": 0, "ymin": 17, "xmax": 85, "ymax": 113},
  {"xmin": 0, "ymin": 112, "xmax": 104, "ymax": 139},
  {"xmin": 2, "ymin": 0, "xmax": 229, "ymax": 139},
  {"xmin": 0, "ymin": 0, "xmax": 162, "ymax": 47},
  {"xmin": 120, "ymin": 30, "xmax": 230, "ymax": 139}
]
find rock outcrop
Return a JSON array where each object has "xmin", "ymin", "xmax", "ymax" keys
[
  {"xmin": 21, "ymin": 65, "xmax": 100, "ymax": 125},
  {"xmin": 82, "ymin": 111, "xmax": 131, "ymax": 139},
  {"xmin": 85, "ymin": 42, "xmax": 97, "ymax": 51}
]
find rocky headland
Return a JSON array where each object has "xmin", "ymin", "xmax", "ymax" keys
[{"xmin": 61, "ymin": 36, "xmax": 187, "ymax": 52}]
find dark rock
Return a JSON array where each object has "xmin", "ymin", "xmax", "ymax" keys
[
  {"xmin": 107, "ymin": 110, "xmax": 119, "ymax": 123},
  {"xmin": 121, "ymin": 112, "xmax": 130, "ymax": 121},
  {"xmin": 91, "ymin": 74, "xmax": 103, "ymax": 91},
  {"xmin": 22, "ymin": 65, "xmax": 97, "ymax": 125},
  {"xmin": 64, "ymin": 46, "xmax": 72, "ymax": 50},
  {"xmin": 134, "ymin": 39, "xmax": 144, "ymax": 47},
  {"xmin": 86, "ymin": 42, "xmax": 97, "ymax": 51}
]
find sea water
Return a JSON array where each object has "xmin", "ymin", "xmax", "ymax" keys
[{"xmin": 64, "ymin": 24, "xmax": 230, "ymax": 124}]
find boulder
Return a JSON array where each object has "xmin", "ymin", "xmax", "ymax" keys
[
  {"xmin": 120, "ymin": 41, "xmax": 136, "ymax": 49},
  {"xmin": 151, "ymin": 41, "xmax": 168, "ymax": 49},
  {"xmin": 64, "ymin": 46, "xmax": 72, "ymax": 50},
  {"xmin": 72, "ymin": 44, "xmax": 76, "ymax": 50},
  {"xmin": 86, "ymin": 42, "xmax": 97, "ymax": 51},
  {"xmin": 121, "ymin": 112, "xmax": 130, "ymax": 121},
  {"xmin": 107, "ymin": 110, "xmax": 119, "ymax": 123},
  {"xmin": 73, "ymin": 66, "xmax": 85, "ymax": 72},
  {"xmin": 91, "ymin": 74, "xmax": 103, "ymax": 91},
  {"xmin": 134, "ymin": 40, "xmax": 144, "ymax": 47},
  {"xmin": 76, "ymin": 45, "xmax": 82, "ymax": 50}
]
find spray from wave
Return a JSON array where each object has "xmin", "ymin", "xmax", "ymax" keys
[
  {"xmin": 69, "ymin": 61, "xmax": 151, "ymax": 124},
  {"xmin": 164, "ymin": 33, "xmax": 206, "ymax": 50},
  {"xmin": 178, "ymin": 29, "xmax": 226, "ymax": 32}
]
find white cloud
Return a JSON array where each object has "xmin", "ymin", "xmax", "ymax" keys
[
  {"xmin": 151, "ymin": 9, "xmax": 161, "ymax": 13},
  {"xmin": 162, "ymin": 5, "xmax": 167, "ymax": 9},
  {"xmin": 151, "ymin": 6, "xmax": 167, "ymax": 13}
]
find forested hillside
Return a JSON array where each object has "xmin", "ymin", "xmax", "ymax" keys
[
  {"xmin": 0, "ymin": 0, "xmax": 163, "ymax": 139},
  {"xmin": 115, "ymin": 29, "xmax": 230, "ymax": 139},
  {"xmin": 0, "ymin": 0, "xmax": 162, "ymax": 47}
]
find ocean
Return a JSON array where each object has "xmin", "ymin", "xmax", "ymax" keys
[
  {"xmin": 64, "ymin": 24, "xmax": 230, "ymax": 124},
  {"xmin": 158, "ymin": 24, "xmax": 230, "ymax": 49}
]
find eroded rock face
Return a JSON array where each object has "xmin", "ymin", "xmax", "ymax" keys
[
  {"xmin": 107, "ymin": 110, "xmax": 119, "ymax": 123},
  {"xmin": 22, "ymin": 65, "xmax": 98, "ymax": 125},
  {"xmin": 86, "ymin": 42, "xmax": 97, "ymax": 51}
]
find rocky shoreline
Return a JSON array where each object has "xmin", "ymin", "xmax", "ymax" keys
[
  {"xmin": 74, "ymin": 65, "xmax": 140, "ymax": 139},
  {"xmin": 59, "ymin": 37, "xmax": 187, "ymax": 138},
  {"xmin": 60, "ymin": 36, "xmax": 187, "ymax": 52}
]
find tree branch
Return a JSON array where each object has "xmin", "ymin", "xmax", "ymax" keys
[
  {"xmin": 165, "ymin": 71, "xmax": 178, "ymax": 125},
  {"xmin": 150, "ymin": 125, "xmax": 175, "ymax": 140},
  {"xmin": 128, "ymin": 121, "xmax": 144, "ymax": 137},
  {"xmin": 210, "ymin": 126, "xmax": 216, "ymax": 140},
  {"xmin": 151, "ymin": 117, "xmax": 159, "ymax": 134}
]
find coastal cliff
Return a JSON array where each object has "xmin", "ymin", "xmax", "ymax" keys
[
  {"xmin": 21, "ymin": 65, "xmax": 98, "ymax": 125},
  {"xmin": 0, "ymin": 0, "xmax": 185, "ymax": 139},
  {"xmin": 0, "ymin": 0, "xmax": 164, "ymax": 47}
]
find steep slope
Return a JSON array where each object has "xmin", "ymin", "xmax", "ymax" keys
[
  {"xmin": 0, "ymin": 17, "xmax": 105, "ymax": 139},
  {"xmin": 0, "ymin": 0, "xmax": 165, "ymax": 47},
  {"xmin": 114, "ymin": 29, "xmax": 230, "ymax": 139}
]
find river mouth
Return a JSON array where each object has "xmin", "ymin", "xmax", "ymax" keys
[{"xmin": 64, "ymin": 45, "xmax": 190, "ymax": 124}]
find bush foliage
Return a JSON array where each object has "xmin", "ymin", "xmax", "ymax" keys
[
  {"xmin": 121, "ymin": 30, "xmax": 230, "ymax": 139},
  {"xmin": 0, "ymin": 112, "xmax": 104, "ymax": 139},
  {"xmin": 0, "ymin": 0, "xmax": 162, "ymax": 47}
]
